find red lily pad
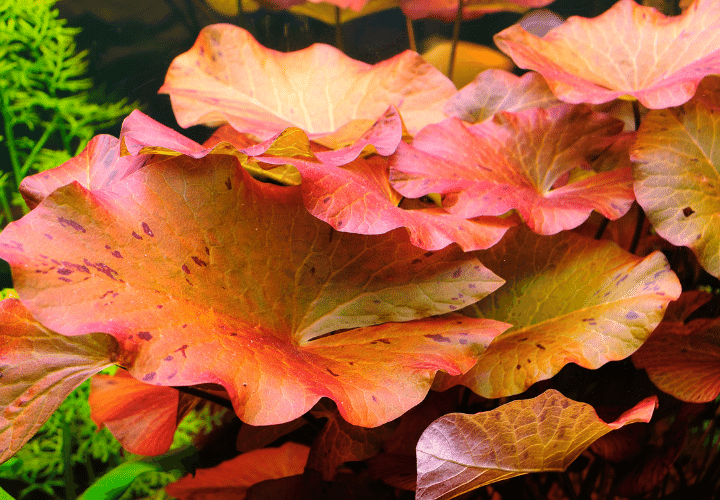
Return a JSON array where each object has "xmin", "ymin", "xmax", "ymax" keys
[
  {"xmin": 0, "ymin": 299, "xmax": 117, "ymax": 463},
  {"xmin": 0, "ymin": 149, "xmax": 508, "ymax": 427},
  {"xmin": 632, "ymin": 75, "xmax": 720, "ymax": 278},
  {"xmin": 435, "ymin": 226, "xmax": 681, "ymax": 398},
  {"xmin": 159, "ymin": 24, "xmax": 455, "ymax": 144},
  {"xmin": 494, "ymin": 0, "xmax": 720, "ymax": 108},
  {"xmin": 389, "ymin": 104, "xmax": 632, "ymax": 234},
  {"xmin": 416, "ymin": 390, "xmax": 657, "ymax": 499}
]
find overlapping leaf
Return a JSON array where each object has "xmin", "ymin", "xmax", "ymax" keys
[
  {"xmin": 159, "ymin": 24, "xmax": 455, "ymax": 146},
  {"xmin": 389, "ymin": 104, "xmax": 633, "ymax": 234},
  {"xmin": 0, "ymin": 299, "xmax": 117, "ymax": 463},
  {"xmin": 435, "ymin": 226, "xmax": 681, "ymax": 398},
  {"xmin": 633, "ymin": 317, "xmax": 720, "ymax": 403},
  {"xmin": 632, "ymin": 75, "xmax": 720, "ymax": 278},
  {"xmin": 0, "ymin": 142, "xmax": 509, "ymax": 427},
  {"xmin": 165, "ymin": 442, "xmax": 310, "ymax": 500},
  {"xmin": 117, "ymin": 110, "xmax": 514, "ymax": 251},
  {"xmin": 443, "ymin": 69, "xmax": 559, "ymax": 124},
  {"xmin": 415, "ymin": 390, "xmax": 657, "ymax": 500},
  {"xmin": 400, "ymin": 0, "xmax": 554, "ymax": 21},
  {"xmin": 494, "ymin": 0, "xmax": 720, "ymax": 108},
  {"xmin": 89, "ymin": 369, "xmax": 198, "ymax": 456}
]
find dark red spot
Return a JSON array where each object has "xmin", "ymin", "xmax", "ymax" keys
[
  {"xmin": 63, "ymin": 261, "xmax": 90, "ymax": 273},
  {"xmin": 182, "ymin": 324, "xmax": 188, "ymax": 328},
  {"xmin": 175, "ymin": 345, "xmax": 189, "ymax": 358},
  {"xmin": 44, "ymin": 234, "xmax": 53, "ymax": 240},
  {"xmin": 182, "ymin": 264, "xmax": 190, "ymax": 274},
  {"xmin": 111, "ymin": 250, "xmax": 122, "ymax": 258},
  {"xmin": 191, "ymin": 256, "xmax": 208, "ymax": 267},
  {"xmin": 516, "ymin": 364, "xmax": 522, "ymax": 370},
  {"xmin": 374, "ymin": 338, "xmax": 391, "ymax": 344},
  {"xmin": 185, "ymin": 277, "xmax": 193, "ymax": 286},
  {"xmin": 225, "ymin": 177, "xmax": 232, "ymax": 190},
  {"xmin": 204, "ymin": 246, "xmax": 210, "ymax": 255},
  {"xmin": 626, "ymin": 311, "xmax": 639, "ymax": 320},
  {"xmin": 58, "ymin": 277, "xmax": 72, "ymax": 282},
  {"xmin": 425, "ymin": 334, "xmax": 451, "ymax": 343},
  {"xmin": 143, "ymin": 372, "xmax": 156, "ymax": 382},
  {"xmin": 326, "ymin": 368, "xmax": 340, "ymax": 377},
  {"xmin": 459, "ymin": 339, "xmax": 468, "ymax": 344},
  {"xmin": 372, "ymin": 395, "xmax": 377, "ymax": 401},
  {"xmin": 157, "ymin": 304, "xmax": 163, "ymax": 309},
  {"xmin": 57, "ymin": 268, "xmax": 72, "ymax": 275},
  {"xmin": 131, "ymin": 231, "xmax": 143, "ymax": 240},
  {"xmin": 58, "ymin": 217, "xmax": 86, "ymax": 233},
  {"xmin": 138, "ymin": 331, "xmax": 153, "ymax": 340},
  {"xmin": 424, "ymin": 251, "xmax": 434, "ymax": 257},
  {"xmin": 452, "ymin": 268, "xmax": 462, "ymax": 278},
  {"xmin": 337, "ymin": 220, "xmax": 343, "ymax": 228},
  {"xmin": 164, "ymin": 355, "xmax": 174, "ymax": 361},
  {"xmin": 323, "ymin": 197, "xmax": 330, "ymax": 203},
  {"xmin": 411, "ymin": 258, "xmax": 422, "ymax": 265},
  {"xmin": 536, "ymin": 343, "xmax": 546, "ymax": 350},
  {"xmin": 105, "ymin": 245, "xmax": 111, "ymax": 249},
  {"xmin": 99, "ymin": 290, "xmax": 117, "ymax": 299},
  {"xmin": 682, "ymin": 207, "xmax": 695, "ymax": 217},
  {"xmin": 142, "ymin": 222, "xmax": 154, "ymax": 237}
]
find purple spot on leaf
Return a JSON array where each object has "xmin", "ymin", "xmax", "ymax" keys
[
  {"xmin": 58, "ymin": 217, "xmax": 86, "ymax": 233},
  {"xmin": 326, "ymin": 368, "xmax": 340, "ymax": 377},
  {"xmin": 142, "ymin": 222, "xmax": 154, "ymax": 237},
  {"xmin": 143, "ymin": 372, "xmax": 156, "ymax": 382},
  {"xmin": 626, "ymin": 311, "xmax": 639, "ymax": 320},
  {"xmin": 57, "ymin": 268, "xmax": 72, "ymax": 275},
  {"xmin": 138, "ymin": 331, "xmax": 152, "ymax": 340},
  {"xmin": 425, "ymin": 334, "xmax": 451, "ymax": 343},
  {"xmin": 131, "ymin": 231, "xmax": 143, "ymax": 240},
  {"xmin": 182, "ymin": 264, "xmax": 190, "ymax": 274},
  {"xmin": 191, "ymin": 256, "xmax": 208, "ymax": 267},
  {"xmin": 164, "ymin": 355, "xmax": 173, "ymax": 361},
  {"xmin": 112, "ymin": 250, "xmax": 122, "ymax": 258}
]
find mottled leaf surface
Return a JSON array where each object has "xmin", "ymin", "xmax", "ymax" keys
[
  {"xmin": 165, "ymin": 442, "xmax": 309, "ymax": 500},
  {"xmin": 0, "ymin": 299, "xmax": 117, "ymax": 463},
  {"xmin": 390, "ymin": 104, "xmax": 632, "ymax": 234},
  {"xmin": 436, "ymin": 226, "xmax": 681, "ymax": 398},
  {"xmin": 632, "ymin": 76, "xmax": 720, "ymax": 278},
  {"xmin": 89, "ymin": 370, "xmax": 197, "ymax": 456},
  {"xmin": 633, "ymin": 318, "xmax": 720, "ymax": 403},
  {"xmin": 160, "ymin": 24, "xmax": 455, "ymax": 143},
  {"xmin": 444, "ymin": 69, "xmax": 559, "ymax": 124},
  {"xmin": 416, "ymin": 390, "xmax": 657, "ymax": 500},
  {"xmin": 0, "ymin": 151, "xmax": 508, "ymax": 426},
  {"xmin": 400, "ymin": 0, "xmax": 554, "ymax": 21},
  {"xmin": 494, "ymin": 0, "xmax": 720, "ymax": 108}
]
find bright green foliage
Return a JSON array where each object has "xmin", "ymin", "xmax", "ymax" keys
[{"xmin": 0, "ymin": 0, "xmax": 136, "ymax": 225}]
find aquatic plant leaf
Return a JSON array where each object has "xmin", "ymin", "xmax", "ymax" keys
[
  {"xmin": 165, "ymin": 442, "xmax": 309, "ymax": 500},
  {"xmin": 400, "ymin": 0, "xmax": 554, "ymax": 21},
  {"xmin": 632, "ymin": 76, "xmax": 720, "ymax": 278},
  {"xmin": 307, "ymin": 400, "xmax": 396, "ymax": 480},
  {"xmin": 436, "ymin": 226, "xmax": 681, "ymax": 398},
  {"xmin": 389, "ymin": 104, "xmax": 632, "ymax": 234},
  {"xmin": 633, "ymin": 318, "xmax": 720, "ymax": 403},
  {"xmin": 444, "ymin": 69, "xmax": 559, "ymax": 124},
  {"xmin": 89, "ymin": 370, "xmax": 197, "ymax": 456},
  {"xmin": 494, "ymin": 0, "xmax": 720, "ymax": 108},
  {"xmin": 0, "ymin": 299, "xmax": 117, "ymax": 463},
  {"xmin": 0, "ymin": 151, "xmax": 508, "ymax": 427},
  {"xmin": 415, "ymin": 390, "xmax": 657, "ymax": 500},
  {"xmin": 160, "ymin": 24, "xmax": 454, "ymax": 144}
]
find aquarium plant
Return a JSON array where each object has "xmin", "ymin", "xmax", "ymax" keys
[{"xmin": 1, "ymin": 0, "xmax": 720, "ymax": 499}]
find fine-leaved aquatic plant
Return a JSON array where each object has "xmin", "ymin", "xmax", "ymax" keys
[
  {"xmin": 1, "ymin": 0, "xmax": 720, "ymax": 499},
  {"xmin": 0, "ymin": 0, "xmax": 136, "ymax": 226}
]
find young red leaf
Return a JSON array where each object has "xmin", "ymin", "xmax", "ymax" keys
[
  {"xmin": 632, "ymin": 75, "xmax": 720, "ymax": 279},
  {"xmin": 118, "ymin": 110, "xmax": 514, "ymax": 251},
  {"xmin": 89, "ymin": 370, "xmax": 198, "ymax": 456},
  {"xmin": 390, "ymin": 104, "xmax": 632, "ymax": 234},
  {"xmin": 494, "ymin": 0, "xmax": 720, "ymax": 108},
  {"xmin": 400, "ymin": 0, "xmax": 554, "ymax": 21},
  {"xmin": 415, "ymin": 390, "xmax": 657, "ymax": 500},
  {"xmin": 436, "ymin": 225, "xmax": 681, "ymax": 398},
  {"xmin": 307, "ymin": 400, "xmax": 396, "ymax": 480},
  {"xmin": 633, "ymin": 317, "xmax": 720, "ymax": 403},
  {"xmin": 0, "ymin": 150, "xmax": 508, "ymax": 427},
  {"xmin": 165, "ymin": 441, "xmax": 309, "ymax": 500},
  {"xmin": 0, "ymin": 298, "xmax": 117, "ymax": 463},
  {"xmin": 159, "ymin": 24, "xmax": 455, "ymax": 144},
  {"xmin": 443, "ymin": 69, "xmax": 560, "ymax": 124}
]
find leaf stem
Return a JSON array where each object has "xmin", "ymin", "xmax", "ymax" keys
[
  {"xmin": 174, "ymin": 386, "xmax": 234, "ymax": 410},
  {"xmin": 406, "ymin": 16, "xmax": 417, "ymax": 52},
  {"xmin": 594, "ymin": 217, "xmax": 610, "ymax": 240},
  {"xmin": 448, "ymin": 0, "xmax": 464, "ymax": 82},
  {"xmin": 21, "ymin": 114, "xmax": 60, "ymax": 178},
  {"xmin": 0, "ymin": 88, "xmax": 22, "ymax": 188},
  {"xmin": 62, "ymin": 417, "xmax": 77, "ymax": 500},
  {"xmin": 335, "ymin": 6, "xmax": 344, "ymax": 52}
]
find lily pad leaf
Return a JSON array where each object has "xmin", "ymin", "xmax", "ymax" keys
[
  {"xmin": 435, "ymin": 226, "xmax": 681, "ymax": 398},
  {"xmin": 0, "ymin": 149, "xmax": 508, "ymax": 427},
  {"xmin": 400, "ymin": 0, "xmax": 555, "ymax": 22},
  {"xmin": 0, "ymin": 299, "xmax": 117, "ymax": 463},
  {"xmin": 494, "ymin": 0, "xmax": 720, "ymax": 108},
  {"xmin": 632, "ymin": 75, "xmax": 720, "ymax": 278},
  {"xmin": 633, "ymin": 316, "xmax": 720, "ymax": 403},
  {"xmin": 389, "ymin": 104, "xmax": 632, "ymax": 234},
  {"xmin": 444, "ymin": 69, "xmax": 560, "ymax": 124},
  {"xmin": 415, "ymin": 390, "xmax": 657, "ymax": 500},
  {"xmin": 89, "ymin": 369, "xmax": 198, "ymax": 456},
  {"xmin": 165, "ymin": 442, "xmax": 309, "ymax": 500},
  {"xmin": 159, "ymin": 24, "xmax": 454, "ymax": 144}
]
